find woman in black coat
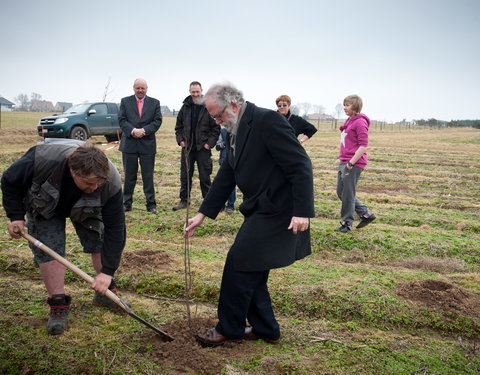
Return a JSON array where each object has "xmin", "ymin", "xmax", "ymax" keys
[{"xmin": 276, "ymin": 94, "xmax": 317, "ymax": 145}]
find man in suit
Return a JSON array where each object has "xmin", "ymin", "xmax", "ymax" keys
[
  {"xmin": 119, "ymin": 78, "xmax": 162, "ymax": 213},
  {"xmin": 173, "ymin": 81, "xmax": 220, "ymax": 211},
  {"xmin": 185, "ymin": 83, "xmax": 314, "ymax": 346}
]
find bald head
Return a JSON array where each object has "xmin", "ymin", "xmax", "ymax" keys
[{"xmin": 133, "ymin": 78, "xmax": 148, "ymax": 99}]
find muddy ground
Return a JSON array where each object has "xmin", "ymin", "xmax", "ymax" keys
[{"xmin": 117, "ymin": 249, "xmax": 480, "ymax": 374}]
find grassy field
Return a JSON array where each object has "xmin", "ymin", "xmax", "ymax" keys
[
  {"xmin": 0, "ymin": 112, "xmax": 479, "ymax": 374},
  {"xmin": 0, "ymin": 110, "xmax": 56, "ymax": 128}
]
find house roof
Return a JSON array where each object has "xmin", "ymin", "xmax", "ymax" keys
[
  {"xmin": 160, "ymin": 105, "xmax": 172, "ymax": 114},
  {"xmin": 0, "ymin": 97, "xmax": 15, "ymax": 106},
  {"xmin": 56, "ymin": 102, "xmax": 73, "ymax": 107}
]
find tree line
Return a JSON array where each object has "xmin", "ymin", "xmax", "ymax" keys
[
  {"xmin": 415, "ymin": 118, "xmax": 480, "ymax": 129},
  {"xmin": 14, "ymin": 92, "xmax": 44, "ymax": 111}
]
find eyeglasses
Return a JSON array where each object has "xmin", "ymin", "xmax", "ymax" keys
[
  {"xmin": 277, "ymin": 104, "xmax": 289, "ymax": 108},
  {"xmin": 210, "ymin": 105, "xmax": 228, "ymax": 121}
]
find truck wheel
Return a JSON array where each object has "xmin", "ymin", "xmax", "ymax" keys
[{"xmin": 70, "ymin": 126, "xmax": 88, "ymax": 141}]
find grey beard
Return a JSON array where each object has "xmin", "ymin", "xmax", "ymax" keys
[
  {"xmin": 223, "ymin": 121, "xmax": 235, "ymax": 132},
  {"xmin": 222, "ymin": 108, "xmax": 238, "ymax": 133}
]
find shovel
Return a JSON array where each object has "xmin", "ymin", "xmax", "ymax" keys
[{"xmin": 19, "ymin": 230, "xmax": 174, "ymax": 341}]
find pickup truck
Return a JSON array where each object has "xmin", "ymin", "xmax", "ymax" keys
[{"xmin": 37, "ymin": 102, "xmax": 121, "ymax": 142}]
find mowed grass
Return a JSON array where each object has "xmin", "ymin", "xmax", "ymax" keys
[
  {"xmin": 0, "ymin": 113, "xmax": 479, "ymax": 374},
  {"xmin": 0, "ymin": 110, "xmax": 56, "ymax": 128}
]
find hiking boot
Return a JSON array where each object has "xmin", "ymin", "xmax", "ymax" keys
[
  {"xmin": 172, "ymin": 201, "xmax": 188, "ymax": 211},
  {"xmin": 47, "ymin": 294, "xmax": 71, "ymax": 335},
  {"xmin": 356, "ymin": 213, "xmax": 376, "ymax": 229},
  {"xmin": 334, "ymin": 223, "xmax": 353, "ymax": 233},
  {"xmin": 92, "ymin": 279, "xmax": 130, "ymax": 311}
]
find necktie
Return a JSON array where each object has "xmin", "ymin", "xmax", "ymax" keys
[{"xmin": 137, "ymin": 100, "xmax": 143, "ymax": 117}]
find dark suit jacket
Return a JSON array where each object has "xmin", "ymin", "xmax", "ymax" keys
[
  {"xmin": 119, "ymin": 95, "xmax": 162, "ymax": 154},
  {"xmin": 199, "ymin": 102, "xmax": 315, "ymax": 272}
]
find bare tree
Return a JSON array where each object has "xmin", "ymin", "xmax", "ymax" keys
[
  {"xmin": 335, "ymin": 103, "xmax": 343, "ymax": 119},
  {"xmin": 297, "ymin": 102, "xmax": 312, "ymax": 117},
  {"xmin": 290, "ymin": 105, "xmax": 300, "ymax": 115},
  {"xmin": 30, "ymin": 92, "xmax": 42, "ymax": 104},
  {"xmin": 102, "ymin": 77, "xmax": 112, "ymax": 102},
  {"xmin": 313, "ymin": 104, "xmax": 325, "ymax": 115},
  {"xmin": 333, "ymin": 103, "xmax": 344, "ymax": 130},
  {"xmin": 14, "ymin": 93, "xmax": 30, "ymax": 111}
]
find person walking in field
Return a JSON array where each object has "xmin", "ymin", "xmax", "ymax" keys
[
  {"xmin": 335, "ymin": 94, "xmax": 376, "ymax": 233},
  {"xmin": 1, "ymin": 140, "xmax": 127, "ymax": 335}
]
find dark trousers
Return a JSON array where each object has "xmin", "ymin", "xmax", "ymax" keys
[
  {"xmin": 179, "ymin": 148, "xmax": 212, "ymax": 202},
  {"xmin": 215, "ymin": 250, "xmax": 280, "ymax": 340},
  {"xmin": 122, "ymin": 152, "xmax": 156, "ymax": 208},
  {"xmin": 225, "ymin": 188, "xmax": 236, "ymax": 209}
]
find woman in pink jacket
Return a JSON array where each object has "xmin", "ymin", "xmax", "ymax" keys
[{"xmin": 336, "ymin": 95, "xmax": 376, "ymax": 233}]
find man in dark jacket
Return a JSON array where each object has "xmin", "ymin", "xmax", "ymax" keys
[
  {"xmin": 1, "ymin": 140, "xmax": 126, "ymax": 335},
  {"xmin": 173, "ymin": 81, "xmax": 220, "ymax": 211},
  {"xmin": 185, "ymin": 83, "xmax": 314, "ymax": 346}
]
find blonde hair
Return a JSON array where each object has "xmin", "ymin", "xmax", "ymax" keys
[{"xmin": 343, "ymin": 94, "xmax": 363, "ymax": 113}]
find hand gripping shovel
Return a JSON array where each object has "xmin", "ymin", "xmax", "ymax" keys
[{"xmin": 19, "ymin": 230, "xmax": 173, "ymax": 341}]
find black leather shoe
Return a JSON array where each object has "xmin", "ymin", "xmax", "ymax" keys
[
  {"xmin": 196, "ymin": 328, "xmax": 239, "ymax": 347},
  {"xmin": 356, "ymin": 213, "xmax": 376, "ymax": 229},
  {"xmin": 147, "ymin": 207, "xmax": 158, "ymax": 214},
  {"xmin": 123, "ymin": 205, "xmax": 132, "ymax": 212},
  {"xmin": 334, "ymin": 223, "xmax": 352, "ymax": 233},
  {"xmin": 172, "ymin": 201, "xmax": 188, "ymax": 211},
  {"xmin": 244, "ymin": 327, "xmax": 280, "ymax": 344}
]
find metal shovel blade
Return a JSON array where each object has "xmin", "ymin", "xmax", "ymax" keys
[
  {"xmin": 126, "ymin": 310, "xmax": 173, "ymax": 341},
  {"xmin": 20, "ymin": 230, "xmax": 174, "ymax": 341}
]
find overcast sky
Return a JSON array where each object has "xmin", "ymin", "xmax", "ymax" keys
[{"xmin": 1, "ymin": 0, "xmax": 479, "ymax": 122}]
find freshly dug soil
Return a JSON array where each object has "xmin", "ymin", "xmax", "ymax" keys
[{"xmin": 397, "ymin": 279, "xmax": 480, "ymax": 317}]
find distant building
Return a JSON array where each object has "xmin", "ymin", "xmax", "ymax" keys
[
  {"xmin": 30, "ymin": 100, "xmax": 55, "ymax": 112},
  {"xmin": 0, "ymin": 97, "xmax": 15, "ymax": 111},
  {"xmin": 308, "ymin": 113, "xmax": 335, "ymax": 121},
  {"xmin": 55, "ymin": 102, "xmax": 73, "ymax": 112},
  {"xmin": 161, "ymin": 105, "xmax": 173, "ymax": 116}
]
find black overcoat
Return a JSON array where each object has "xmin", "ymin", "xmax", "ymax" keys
[{"xmin": 199, "ymin": 102, "xmax": 315, "ymax": 272}]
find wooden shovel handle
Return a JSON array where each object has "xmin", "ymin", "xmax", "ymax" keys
[{"xmin": 20, "ymin": 231, "xmax": 128, "ymax": 312}]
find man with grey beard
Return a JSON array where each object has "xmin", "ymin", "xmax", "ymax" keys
[{"xmin": 185, "ymin": 83, "xmax": 314, "ymax": 347}]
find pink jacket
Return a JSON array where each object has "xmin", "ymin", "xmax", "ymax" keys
[{"xmin": 338, "ymin": 113, "xmax": 370, "ymax": 168}]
